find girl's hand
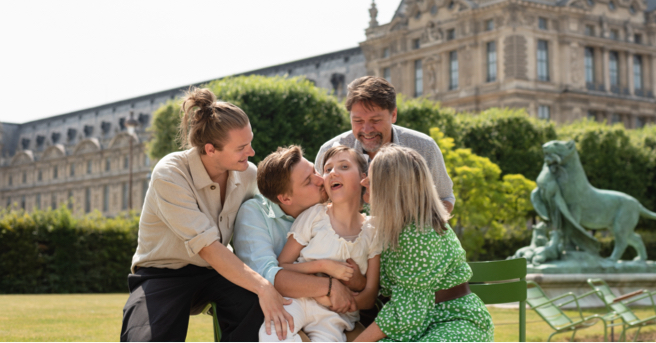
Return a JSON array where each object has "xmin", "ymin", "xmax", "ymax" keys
[
  {"xmin": 258, "ymin": 284, "xmax": 294, "ymax": 340},
  {"xmin": 340, "ymin": 258, "xmax": 367, "ymax": 291},
  {"xmin": 322, "ymin": 260, "xmax": 354, "ymax": 281}
]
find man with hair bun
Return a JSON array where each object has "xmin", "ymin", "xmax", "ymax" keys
[
  {"xmin": 121, "ymin": 88, "xmax": 292, "ymax": 342},
  {"xmin": 315, "ymin": 76, "xmax": 455, "ymax": 213}
]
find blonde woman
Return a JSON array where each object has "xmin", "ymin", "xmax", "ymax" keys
[
  {"xmin": 355, "ymin": 145, "xmax": 494, "ymax": 342},
  {"xmin": 121, "ymin": 88, "xmax": 292, "ymax": 342}
]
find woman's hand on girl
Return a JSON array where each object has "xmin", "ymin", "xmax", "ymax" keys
[{"xmin": 258, "ymin": 284, "xmax": 294, "ymax": 340}]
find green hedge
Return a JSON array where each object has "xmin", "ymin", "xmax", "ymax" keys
[{"xmin": 0, "ymin": 208, "xmax": 138, "ymax": 294}]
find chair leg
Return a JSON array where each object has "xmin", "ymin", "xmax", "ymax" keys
[
  {"xmin": 631, "ymin": 327, "xmax": 642, "ymax": 342},
  {"xmin": 547, "ymin": 331, "xmax": 559, "ymax": 342},
  {"xmin": 570, "ymin": 329, "xmax": 577, "ymax": 342},
  {"xmin": 211, "ymin": 302, "xmax": 221, "ymax": 342}
]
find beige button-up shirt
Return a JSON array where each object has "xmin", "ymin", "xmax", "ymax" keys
[{"xmin": 131, "ymin": 147, "xmax": 258, "ymax": 273}]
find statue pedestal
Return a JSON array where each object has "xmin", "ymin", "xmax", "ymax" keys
[
  {"xmin": 527, "ymin": 273, "xmax": 656, "ymax": 309},
  {"xmin": 527, "ymin": 251, "xmax": 656, "ymax": 274}
]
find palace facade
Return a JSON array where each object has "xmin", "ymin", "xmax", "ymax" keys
[{"xmin": 362, "ymin": 0, "xmax": 656, "ymax": 126}]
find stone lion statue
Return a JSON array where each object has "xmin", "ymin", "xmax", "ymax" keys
[{"xmin": 532, "ymin": 140, "xmax": 656, "ymax": 261}]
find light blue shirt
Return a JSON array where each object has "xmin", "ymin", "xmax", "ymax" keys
[{"xmin": 233, "ymin": 194, "xmax": 296, "ymax": 286}]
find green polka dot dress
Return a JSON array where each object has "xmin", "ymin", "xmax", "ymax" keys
[{"xmin": 376, "ymin": 223, "xmax": 494, "ymax": 342}]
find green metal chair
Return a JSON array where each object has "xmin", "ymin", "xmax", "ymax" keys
[
  {"xmin": 526, "ymin": 281, "xmax": 611, "ymax": 341},
  {"xmin": 468, "ymin": 258, "xmax": 527, "ymax": 342},
  {"xmin": 587, "ymin": 278, "xmax": 656, "ymax": 342}
]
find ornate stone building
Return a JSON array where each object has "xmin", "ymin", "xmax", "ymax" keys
[
  {"xmin": 0, "ymin": 48, "xmax": 366, "ymax": 216},
  {"xmin": 362, "ymin": 0, "xmax": 656, "ymax": 126}
]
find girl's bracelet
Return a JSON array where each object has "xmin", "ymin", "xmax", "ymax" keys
[{"xmin": 326, "ymin": 276, "xmax": 333, "ymax": 297}]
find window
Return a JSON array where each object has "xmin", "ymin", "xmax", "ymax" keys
[
  {"xmin": 610, "ymin": 29, "xmax": 618, "ymax": 40},
  {"xmin": 6, "ymin": 197, "xmax": 10, "ymax": 208},
  {"xmin": 70, "ymin": 163, "xmax": 75, "ymax": 177},
  {"xmin": 584, "ymin": 47, "xmax": 595, "ymax": 85},
  {"xmin": 431, "ymin": 4, "xmax": 438, "ymax": 15},
  {"xmin": 22, "ymin": 172, "xmax": 26, "ymax": 184},
  {"xmin": 611, "ymin": 114, "xmax": 622, "ymax": 125},
  {"xmin": 586, "ymin": 0, "xmax": 594, "ymax": 6},
  {"xmin": 633, "ymin": 55, "xmax": 643, "ymax": 91},
  {"xmin": 538, "ymin": 17, "xmax": 548, "ymax": 30},
  {"xmin": 21, "ymin": 196, "xmax": 25, "ymax": 210},
  {"xmin": 383, "ymin": 67, "xmax": 391, "ymax": 83},
  {"xmin": 53, "ymin": 166, "xmax": 58, "ymax": 179},
  {"xmin": 449, "ymin": 51, "xmax": 459, "ymax": 90},
  {"xmin": 609, "ymin": 51, "xmax": 619, "ymax": 87},
  {"xmin": 36, "ymin": 194, "xmax": 41, "ymax": 210},
  {"xmin": 634, "ymin": 34, "xmax": 642, "ymax": 44},
  {"xmin": 124, "ymin": 156, "xmax": 129, "ymax": 170},
  {"xmin": 51, "ymin": 193, "xmax": 56, "ymax": 209},
  {"xmin": 608, "ymin": 1, "xmax": 615, "ymax": 10},
  {"xmin": 122, "ymin": 182, "xmax": 129, "ymax": 210},
  {"xmin": 412, "ymin": 38, "xmax": 421, "ymax": 50},
  {"xmin": 103, "ymin": 185, "xmax": 109, "ymax": 212},
  {"xmin": 87, "ymin": 160, "xmax": 92, "ymax": 174},
  {"xmin": 587, "ymin": 110, "xmax": 597, "ymax": 121},
  {"xmin": 584, "ymin": 25, "xmax": 594, "ymax": 36},
  {"xmin": 447, "ymin": 29, "xmax": 455, "ymax": 41},
  {"xmin": 68, "ymin": 191, "xmax": 73, "ymax": 210},
  {"xmin": 37, "ymin": 170, "xmax": 42, "ymax": 182},
  {"xmin": 383, "ymin": 48, "xmax": 390, "ymax": 58},
  {"xmin": 85, "ymin": 187, "xmax": 91, "ymax": 213},
  {"xmin": 486, "ymin": 19, "xmax": 494, "ymax": 31},
  {"xmin": 448, "ymin": 1, "xmax": 455, "ymax": 10},
  {"xmin": 144, "ymin": 155, "xmax": 151, "ymax": 167},
  {"xmin": 414, "ymin": 10, "xmax": 421, "ymax": 19},
  {"xmin": 105, "ymin": 157, "xmax": 111, "ymax": 171},
  {"xmin": 8, "ymin": 175, "xmax": 12, "ymax": 186},
  {"xmin": 537, "ymin": 40, "xmax": 549, "ymax": 82},
  {"xmin": 636, "ymin": 116, "xmax": 646, "ymax": 128},
  {"xmin": 630, "ymin": 5, "xmax": 636, "ymax": 14},
  {"xmin": 487, "ymin": 41, "xmax": 497, "ymax": 82},
  {"xmin": 538, "ymin": 105, "xmax": 551, "ymax": 120},
  {"xmin": 414, "ymin": 60, "xmax": 423, "ymax": 97}
]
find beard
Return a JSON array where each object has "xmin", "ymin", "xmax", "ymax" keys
[{"xmin": 357, "ymin": 132, "xmax": 383, "ymax": 153}]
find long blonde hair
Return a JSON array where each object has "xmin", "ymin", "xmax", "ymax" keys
[
  {"xmin": 180, "ymin": 87, "xmax": 249, "ymax": 154},
  {"xmin": 369, "ymin": 145, "xmax": 451, "ymax": 250}
]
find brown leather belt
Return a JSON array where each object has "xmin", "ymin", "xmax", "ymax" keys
[{"xmin": 435, "ymin": 282, "xmax": 471, "ymax": 304}]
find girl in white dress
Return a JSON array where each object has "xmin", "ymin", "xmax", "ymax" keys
[{"xmin": 259, "ymin": 146, "xmax": 382, "ymax": 342}]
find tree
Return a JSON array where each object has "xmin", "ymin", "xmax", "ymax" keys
[
  {"xmin": 147, "ymin": 75, "xmax": 348, "ymax": 164},
  {"xmin": 395, "ymin": 95, "xmax": 458, "ymax": 138},
  {"xmin": 431, "ymin": 127, "xmax": 536, "ymax": 261},
  {"xmin": 455, "ymin": 108, "xmax": 557, "ymax": 181}
]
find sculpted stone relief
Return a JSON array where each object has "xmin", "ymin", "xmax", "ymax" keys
[{"xmin": 570, "ymin": 42, "xmax": 583, "ymax": 85}]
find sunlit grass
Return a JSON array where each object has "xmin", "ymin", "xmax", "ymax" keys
[{"xmin": 0, "ymin": 294, "xmax": 654, "ymax": 341}]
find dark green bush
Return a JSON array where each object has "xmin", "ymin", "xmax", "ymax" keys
[
  {"xmin": 395, "ymin": 95, "xmax": 459, "ymax": 138},
  {"xmin": 148, "ymin": 75, "xmax": 348, "ymax": 165},
  {"xmin": 0, "ymin": 208, "xmax": 138, "ymax": 294},
  {"xmin": 455, "ymin": 108, "xmax": 558, "ymax": 181}
]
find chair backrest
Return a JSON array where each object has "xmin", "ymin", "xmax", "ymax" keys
[
  {"xmin": 468, "ymin": 258, "xmax": 527, "ymax": 342},
  {"xmin": 526, "ymin": 281, "xmax": 573, "ymax": 329},
  {"xmin": 587, "ymin": 278, "xmax": 640, "ymax": 324},
  {"xmin": 468, "ymin": 258, "xmax": 527, "ymax": 304}
]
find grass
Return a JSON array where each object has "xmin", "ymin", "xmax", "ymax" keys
[{"xmin": 0, "ymin": 294, "xmax": 655, "ymax": 342}]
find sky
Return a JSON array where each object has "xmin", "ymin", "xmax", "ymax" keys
[{"xmin": 0, "ymin": 0, "xmax": 400, "ymax": 124}]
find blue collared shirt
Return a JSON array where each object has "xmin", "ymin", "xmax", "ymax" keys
[{"xmin": 233, "ymin": 194, "xmax": 296, "ymax": 286}]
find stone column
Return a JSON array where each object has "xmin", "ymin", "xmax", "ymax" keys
[
  {"xmin": 602, "ymin": 47, "xmax": 610, "ymax": 92},
  {"xmin": 628, "ymin": 51, "xmax": 635, "ymax": 95}
]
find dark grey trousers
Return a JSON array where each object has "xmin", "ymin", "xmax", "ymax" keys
[{"xmin": 120, "ymin": 265, "xmax": 263, "ymax": 342}]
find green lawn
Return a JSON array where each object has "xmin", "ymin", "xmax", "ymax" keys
[{"xmin": 0, "ymin": 294, "xmax": 655, "ymax": 342}]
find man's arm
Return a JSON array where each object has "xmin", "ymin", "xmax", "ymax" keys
[
  {"xmin": 233, "ymin": 200, "xmax": 284, "ymax": 285},
  {"xmin": 274, "ymin": 269, "xmax": 357, "ymax": 313},
  {"xmin": 425, "ymin": 139, "xmax": 455, "ymax": 212}
]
